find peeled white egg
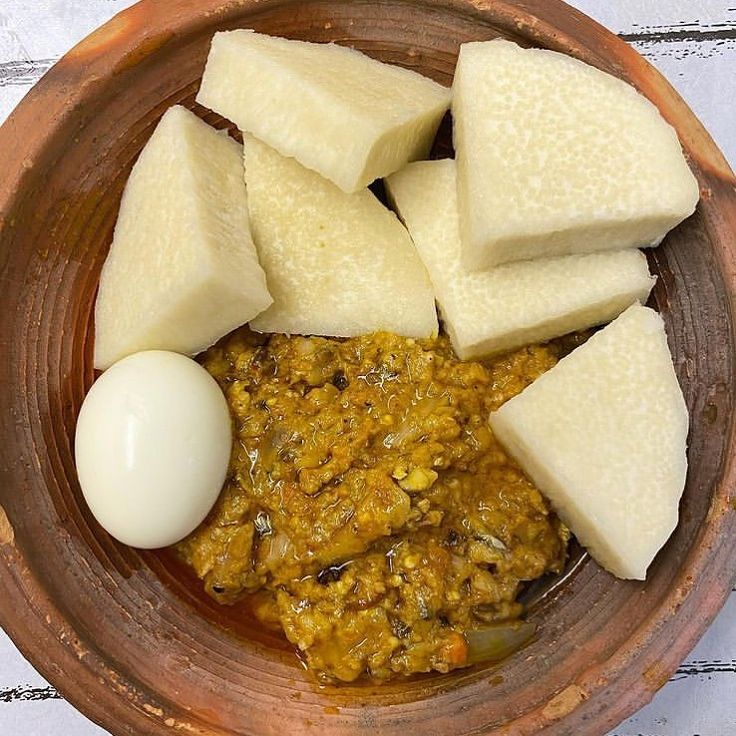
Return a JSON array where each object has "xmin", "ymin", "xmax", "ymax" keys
[{"xmin": 75, "ymin": 350, "xmax": 232, "ymax": 548}]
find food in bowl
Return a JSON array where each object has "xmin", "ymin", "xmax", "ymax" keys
[
  {"xmin": 385, "ymin": 159, "xmax": 655, "ymax": 359},
  {"xmin": 75, "ymin": 350, "xmax": 232, "ymax": 548},
  {"xmin": 197, "ymin": 30, "xmax": 452, "ymax": 192},
  {"xmin": 453, "ymin": 39, "xmax": 700, "ymax": 270},
  {"xmin": 490, "ymin": 304, "xmax": 689, "ymax": 580},
  {"xmin": 177, "ymin": 328, "xmax": 574, "ymax": 681},
  {"xmin": 74, "ymin": 31, "xmax": 695, "ymax": 683},
  {"xmin": 243, "ymin": 133, "xmax": 438, "ymax": 338},
  {"xmin": 94, "ymin": 105, "xmax": 271, "ymax": 371}
]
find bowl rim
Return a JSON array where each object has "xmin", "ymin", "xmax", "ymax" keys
[{"xmin": 0, "ymin": 0, "xmax": 735, "ymax": 734}]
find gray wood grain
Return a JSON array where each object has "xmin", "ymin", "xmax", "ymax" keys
[{"xmin": 573, "ymin": 1, "xmax": 736, "ymax": 165}]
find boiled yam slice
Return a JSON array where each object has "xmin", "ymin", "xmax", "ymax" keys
[
  {"xmin": 244, "ymin": 134, "xmax": 437, "ymax": 338},
  {"xmin": 453, "ymin": 39, "xmax": 700, "ymax": 270},
  {"xmin": 94, "ymin": 106, "xmax": 271, "ymax": 370},
  {"xmin": 197, "ymin": 30, "xmax": 451, "ymax": 193},
  {"xmin": 489, "ymin": 305, "xmax": 688, "ymax": 580},
  {"xmin": 385, "ymin": 159, "xmax": 655, "ymax": 360}
]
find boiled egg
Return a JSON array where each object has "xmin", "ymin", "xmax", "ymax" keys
[{"xmin": 75, "ymin": 350, "xmax": 231, "ymax": 548}]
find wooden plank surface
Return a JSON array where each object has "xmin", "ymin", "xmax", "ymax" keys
[
  {"xmin": 573, "ymin": 0, "xmax": 736, "ymax": 170},
  {"xmin": 0, "ymin": 2, "xmax": 734, "ymax": 735}
]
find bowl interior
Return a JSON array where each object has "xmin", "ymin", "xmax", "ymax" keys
[{"xmin": 0, "ymin": 1, "xmax": 735, "ymax": 735}]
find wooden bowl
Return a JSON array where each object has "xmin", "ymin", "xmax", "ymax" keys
[{"xmin": 0, "ymin": 1, "xmax": 735, "ymax": 734}]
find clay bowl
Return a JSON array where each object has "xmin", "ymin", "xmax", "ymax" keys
[{"xmin": 0, "ymin": 0, "xmax": 735, "ymax": 734}]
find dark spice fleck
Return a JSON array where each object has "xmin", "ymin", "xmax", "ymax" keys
[
  {"xmin": 254, "ymin": 510, "xmax": 273, "ymax": 537},
  {"xmin": 317, "ymin": 563, "xmax": 348, "ymax": 585},
  {"xmin": 446, "ymin": 529, "xmax": 461, "ymax": 547},
  {"xmin": 331, "ymin": 370, "xmax": 349, "ymax": 391},
  {"xmin": 252, "ymin": 346, "xmax": 269, "ymax": 365},
  {"xmin": 391, "ymin": 618, "xmax": 411, "ymax": 639}
]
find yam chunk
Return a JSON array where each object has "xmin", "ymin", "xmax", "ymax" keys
[
  {"xmin": 94, "ymin": 106, "xmax": 271, "ymax": 370},
  {"xmin": 197, "ymin": 30, "xmax": 451, "ymax": 193},
  {"xmin": 244, "ymin": 134, "xmax": 437, "ymax": 338},
  {"xmin": 490, "ymin": 305, "xmax": 688, "ymax": 580},
  {"xmin": 453, "ymin": 39, "xmax": 699, "ymax": 269},
  {"xmin": 385, "ymin": 159, "xmax": 655, "ymax": 359}
]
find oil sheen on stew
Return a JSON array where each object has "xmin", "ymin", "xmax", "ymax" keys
[{"xmin": 176, "ymin": 329, "xmax": 581, "ymax": 682}]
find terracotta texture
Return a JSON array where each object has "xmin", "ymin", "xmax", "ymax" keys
[{"xmin": 0, "ymin": 1, "xmax": 735, "ymax": 735}]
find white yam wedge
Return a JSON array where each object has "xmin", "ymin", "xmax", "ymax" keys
[
  {"xmin": 453, "ymin": 39, "xmax": 700, "ymax": 270},
  {"xmin": 489, "ymin": 304, "xmax": 688, "ymax": 580},
  {"xmin": 385, "ymin": 159, "xmax": 655, "ymax": 360},
  {"xmin": 197, "ymin": 30, "xmax": 451, "ymax": 193},
  {"xmin": 244, "ymin": 134, "xmax": 438, "ymax": 338},
  {"xmin": 94, "ymin": 106, "xmax": 271, "ymax": 370}
]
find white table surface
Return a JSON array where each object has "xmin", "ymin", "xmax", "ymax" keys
[{"xmin": 1, "ymin": 2, "xmax": 734, "ymax": 734}]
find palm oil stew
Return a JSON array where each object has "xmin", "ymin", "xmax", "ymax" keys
[{"xmin": 177, "ymin": 329, "xmax": 584, "ymax": 682}]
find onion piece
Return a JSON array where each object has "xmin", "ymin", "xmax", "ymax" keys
[
  {"xmin": 465, "ymin": 621, "xmax": 537, "ymax": 665},
  {"xmin": 261, "ymin": 531, "xmax": 293, "ymax": 565},
  {"xmin": 383, "ymin": 396, "xmax": 445, "ymax": 448}
]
